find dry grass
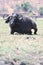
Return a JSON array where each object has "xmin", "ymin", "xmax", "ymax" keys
[{"xmin": 0, "ymin": 17, "xmax": 43, "ymax": 65}]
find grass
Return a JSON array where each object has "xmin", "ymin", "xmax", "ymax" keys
[{"xmin": 0, "ymin": 17, "xmax": 43, "ymax": 65}]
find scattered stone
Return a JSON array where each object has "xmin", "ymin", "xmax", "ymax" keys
[
  {"xmin": 10, "ymin": 62, "xmax": 14, "ymax": 65},
  {"xmin": 26, "ymin": 37, "xmax": 29, "ymax": 39},
  {"xmin": 40, "ymin": 62, "xmax": 43, "ymax": 65},
  {"xmin": 0, "ymin": 60, "xmax": 15, "ymax": 65},
  {"xmin": 5, "ymin": 60, "xmax": 10, "ymax": 64},
  {"xmin": 13, "ymin": 58, "xmax": 17, "ymax": 62},
  {"xmin": 20, "ymin": 62, "xmax": 26, "ymax": 65},
  {"xmin": 26, "ymin": 36, "xmax": 35, "ymax": 40}
]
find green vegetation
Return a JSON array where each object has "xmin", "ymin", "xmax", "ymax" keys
[
  {"xmin": 21, "ymin": 2, "xmax": 32, "ymax": 12},
  {"xmin": 39, "ymin": 7, "xmax": 43, "ymax": 15}
]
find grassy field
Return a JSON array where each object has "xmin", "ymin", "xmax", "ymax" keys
[{"xmin": 0, "ymin": 17, "xmax": 43, "ymax": 65}]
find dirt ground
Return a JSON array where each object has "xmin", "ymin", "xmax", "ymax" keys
[{"xmin": 0, "ymin": 17, "xmax": 43, "ymax": 65}]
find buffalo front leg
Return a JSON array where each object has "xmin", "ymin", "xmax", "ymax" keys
[{"xmin": 11, "ymin": 29, "xmax": 14, "ymax": 34}]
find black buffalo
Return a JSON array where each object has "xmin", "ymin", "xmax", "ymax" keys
[{"xmin": 5, "ymin": 14, "xmax": 38, "ymax": 35}]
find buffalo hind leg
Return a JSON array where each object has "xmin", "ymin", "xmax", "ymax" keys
[
  {"xmin": 28, "ymin": 30, "xmax": 32, "ymax": 35},
  {"xmin": 25, "ymin": 30, "xmax": 32, "ymax": 35},
  {"xmin": 34, "ymin": 28, "xmax": 37, "ymax": 34}
]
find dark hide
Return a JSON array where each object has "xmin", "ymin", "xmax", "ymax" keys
[{"xmin": 5, "ymin": 14, "xmax": 38, "ymax": 35}]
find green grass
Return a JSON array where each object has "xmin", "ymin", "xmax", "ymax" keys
[{"xmin": 0, "ymin": 17, "xmax": 43, "ymax": 65}]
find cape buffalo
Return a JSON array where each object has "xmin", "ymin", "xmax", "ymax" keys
[{"xmin": 5, "ymin": 14, "xmax": 38, "ymax": 35}]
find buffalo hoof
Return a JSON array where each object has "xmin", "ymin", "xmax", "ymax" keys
[
  {"xmin": 11, "ymin": 31, "xmax": 14, "ymax": 34},
  {"xmin": 28, "ymin": 31, "xmax": 32, "ymax": 35}
]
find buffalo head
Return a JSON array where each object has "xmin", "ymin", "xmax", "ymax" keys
[{"xmin": 5, "ymin": 16, "xmax": 13, "ymax": 23}]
